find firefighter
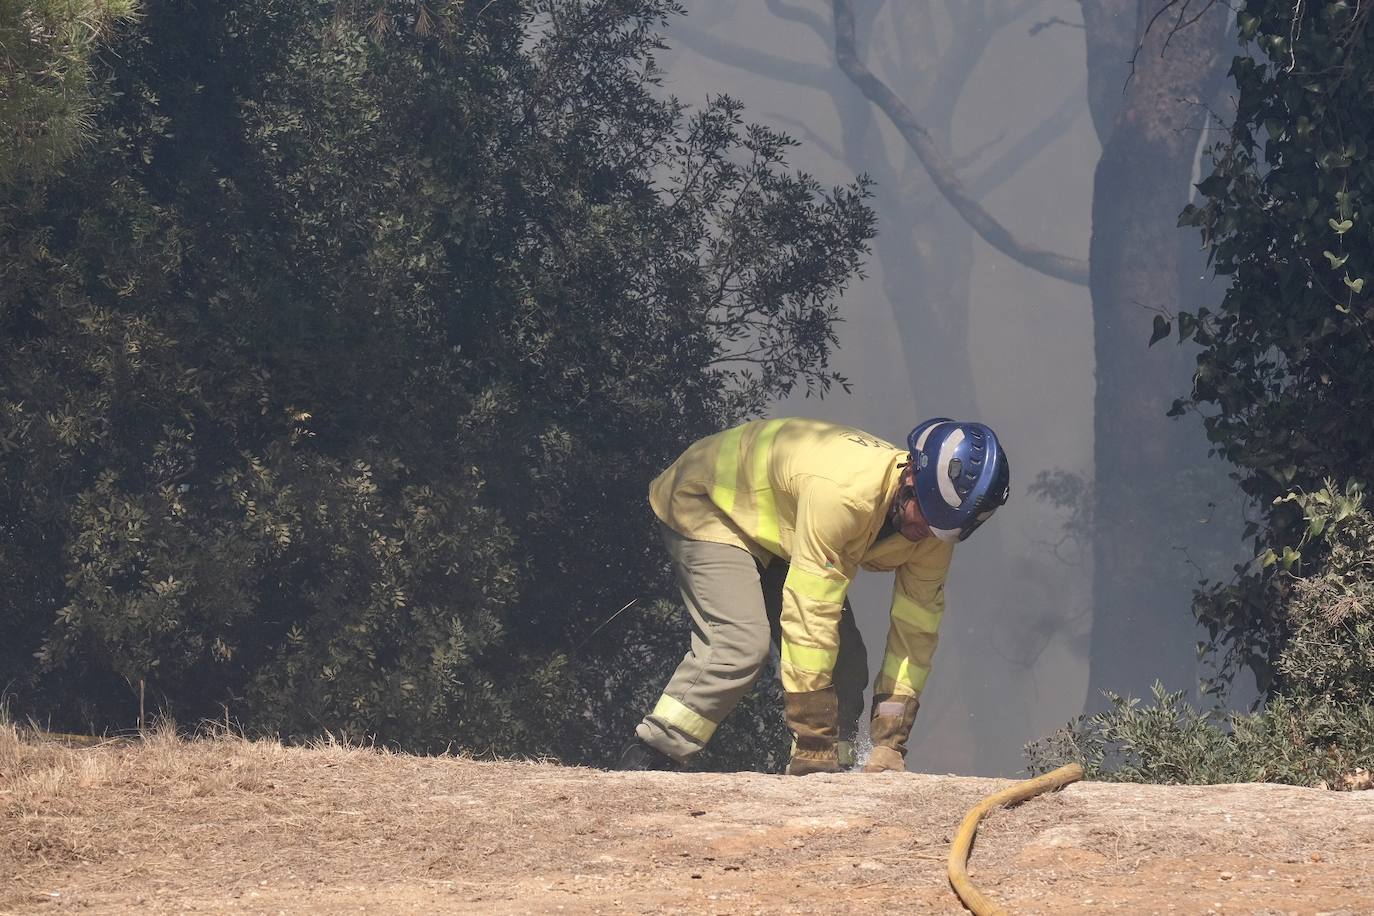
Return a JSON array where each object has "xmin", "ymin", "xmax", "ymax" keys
[{"xmin": 617, "ymin": 417, "xmax": 1009, "ymax": 775}]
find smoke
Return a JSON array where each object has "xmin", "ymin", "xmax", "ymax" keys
[{"xmin": 660, "ymin": 2, "xmax": 1250, "ymax": 775}]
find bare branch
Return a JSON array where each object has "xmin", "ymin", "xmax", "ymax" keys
[
  {"xmin": 949, "ymin": 130, "xmax": 1008, "ymax": 173},
  {"xmin": 765, "ymin": 113, "xmax": 848, "ymax": 166},
  {"xmin": 1128, "ymin": 0, "xmax": 1224, "ymax": 83},
  {"xmin": 923, "ymin": 3, "xmax": 999, "ymax": 129},
  {"xmin": 831, "ymin": 0, "xmax": 1090, "ymax": 286},
  {"xmin": 1286, "ymin": 0, "xmax": 1306, "ymax": 72},
  {"xmin": 1029, "ymin": 15, "xmax": 1085, "ymax": 36},
  {"xmin": 764, "ymin": 0, "xmax": 830, "ymax": 41},
  {"xmin": 675, "ymin": 6, "xmax": 902, "ymax": 208},
  {"xmin": 669, "ymin": 23, "xmax": 833, "ymax": 91},
  {"xmin": 1161, "ymin": 0, "xmax": 1201, "ymax": 56}
]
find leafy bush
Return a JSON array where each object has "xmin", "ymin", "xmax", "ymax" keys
[
  {"xmin": 0, "ymin": 0, "xmax": 873, "ymax": 766},
  {"xmin": 1028, "ymin": 480, "xmax": 1374, "ymax": 788},
  {"xmin": 1041, "ymin": 2, "xmax": 1374, "ymax": 790},
  {"xmin": 1028, "ymin": 687, "xmax": 1374, "ymax": 788},
  {"xmin": 1165, "ymin": 1, "xmax": 1374, "ymax": 690}
]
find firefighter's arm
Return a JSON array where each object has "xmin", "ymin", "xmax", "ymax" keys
[
  {"xmin": 777, "ymin": 478, "xmax": 865, "ymax": 694},
  {"xmin": 779, "ymin": 478, "xmax": 870, "ymax": 775},
  {"xmin": 876, "ymin": 539, "xmax": 954, "ymax": 699},
  {"xmin": 860, "ymin": 539, "xmax": 955, "ymax": 772}
]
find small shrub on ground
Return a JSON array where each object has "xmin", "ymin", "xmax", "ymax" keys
[
  {"xmin": 1028, "ymin": 686, "xmax": 1374, "ymax": 788},
  {"xmin": 1029, "ymin": 480, "xmax": 1374, "ymax": 788}
]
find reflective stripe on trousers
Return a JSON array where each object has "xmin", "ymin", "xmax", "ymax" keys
[{"xmin": 637, "ymin": 524, "xmax": 869, "ymax": 761}]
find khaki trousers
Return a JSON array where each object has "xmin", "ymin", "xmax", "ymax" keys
[{"xmin": 637, "ymin": 525, "xmax": 869, "ymax": 761}]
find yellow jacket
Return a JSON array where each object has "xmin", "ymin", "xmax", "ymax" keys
[{"xmin": 650, "ymin": 418, "xmax": 952, "ymax": 697}]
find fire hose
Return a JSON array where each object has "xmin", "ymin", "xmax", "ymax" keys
[{"xmin": 947, "ymin": 762, "xmax": 1085, "ymax": 915}]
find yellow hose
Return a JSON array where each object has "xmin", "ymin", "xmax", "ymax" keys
[{"xmin": 947, "ymin": 762, "xmax": 1085, "ymax": 916}]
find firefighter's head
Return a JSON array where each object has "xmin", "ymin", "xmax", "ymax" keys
[{"xmin": 897, "ymin": 419, "xmax": 1010, "ymax": 543}]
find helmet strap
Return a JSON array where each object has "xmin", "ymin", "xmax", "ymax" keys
[{"xmin": 888, "ymin": 470, "xmax": 916, "ymax": 530}]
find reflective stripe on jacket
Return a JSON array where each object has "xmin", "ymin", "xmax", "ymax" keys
[{"xmin": 650, "ymin": 418, "xmax": 953, "ymax": 697}]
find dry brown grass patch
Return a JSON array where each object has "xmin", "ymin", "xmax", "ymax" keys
[{"xmin": 4, "ymin": 720, "xmax": 1373, "ymax": 915}]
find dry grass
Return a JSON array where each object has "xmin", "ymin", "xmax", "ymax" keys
[
  {"xmin": 4, "ymin": 718, "xmax": 1374, "ymax": 914},
  {"xmin": 0, "ymin": 717, "xmax": 584, "ymax": 913}
]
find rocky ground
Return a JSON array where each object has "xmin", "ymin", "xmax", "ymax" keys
[{"xmin": 3, "ymin": 726, "xmax": 1373, "ymax": 914}]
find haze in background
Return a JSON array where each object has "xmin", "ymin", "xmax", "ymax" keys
[{"xmin": 660, "ymin": 1, "xmax": 1238, "ymax": 775}]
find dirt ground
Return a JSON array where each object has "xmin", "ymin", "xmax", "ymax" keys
[{"xmin": 3, "ymin": 726, "xmax": 1373, "ymax": 915}]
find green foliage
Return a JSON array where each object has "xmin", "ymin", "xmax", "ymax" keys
[
  {"xmin": 1028, "ymin": 479, "xmax": 1374, "ymax": 787},
  {"xmin": 1171, "ymin": 2, "xmax": 1374, "ymax": 688},
  {"xmin": 0, "ymin": 0, "xmax": 873, "ymax": 766},
  {"xmin": 0, "ymin": 0, "xmax": 139, "ymax": 182},
  {"xmin": 1270, "ymin": 480, "xmax": 1374, "ymax": 704},
  {"xmin": 1028, "ymin": 685, "xmax": 1244, "ymax": 784},
  {"xmin": 1028, "ymin": 686, "xmax": 1374, "ymax": 788}
]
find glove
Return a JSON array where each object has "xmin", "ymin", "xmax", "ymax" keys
[
  {"xmin": 862, "ymin": 694, "xmax": 920, "ymax": 773},
  {"xmin": 784, "ymin": 687, "xmax": 840, "ymax": 775}
]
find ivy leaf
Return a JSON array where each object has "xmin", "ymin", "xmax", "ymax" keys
[
  {"xmin": 1178, "ymin": 311, "xmax": 1199, "ymax": 342},
  {"xmin": 1345, "ymin": 276, "xmax": 1365, "ymax": 293},
  {"xmin": 1330, "ymin": 218, "xmax": 1355, "ymax": 234},
  {"xmin": 1324, "ymin": 250, "xmax": 1350, "ymax": 268},
  {"xmin": 1281, "ymin": 546, "xmax": 1301, "ymax": 572},
  {"xmin": 1149, "ymin": 314, "xmax": 1171, "ymax": 346}
]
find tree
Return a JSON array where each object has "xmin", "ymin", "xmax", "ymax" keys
[
  {"xmin": 821, "ymin": 0, "xmax": 1243, "ymax": 717},
  {"xmin": 1029, "ymin": 1, "xmax": 1374, "ymax": 788},
  {"xmin": 685, "ymin": 2, "xmax": 1246, "ymax": 732},
  {"xmin": 673, "ymin": 0, "xmax": 1095, "ymax": 772},
  {"xmin": 0, "ymin": 0, "xmax": 874, "ymax": 767},
  {"xmin": 830, "ymin": 0, "xmax": 1089, "ymax": 287},
  {"xmin": 1175, "ymin": 0, "xmax": 1374, "ymax": 691},
  {"xmin": 1079, "ymin": 0, "xmax": 1239, "ymax": 709},
  {"xmin": 833, "ymin": 0, "xmax": 1240, "ymax": 712}
]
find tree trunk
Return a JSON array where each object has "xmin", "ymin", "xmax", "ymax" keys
[{"xmin": 1083, "ymin": 0, "xmax": 1232, "ymax": 708}]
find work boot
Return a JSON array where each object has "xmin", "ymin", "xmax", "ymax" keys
[
  {"xmin": 863, "ymin": 694, "xmax": 920, "ymax": 773},
  {"xmin": 784, "ymin": 687, "xmax": 841, "ymax": 775},
  {"xmin": 788, "ymin": 751, "xmax": 840, "ymax": 776},
  {"xmin": 615, "ymin": 738, "xmax": 682, "ymax": 772},
  {"xmin": 863, "ymin": 746, "xmax": 904, "ymax": 773}
]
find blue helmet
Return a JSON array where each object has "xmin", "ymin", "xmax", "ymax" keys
[{"xmin": 906, "ymin": 418, "xmax": 1010, "ymax": 543}]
